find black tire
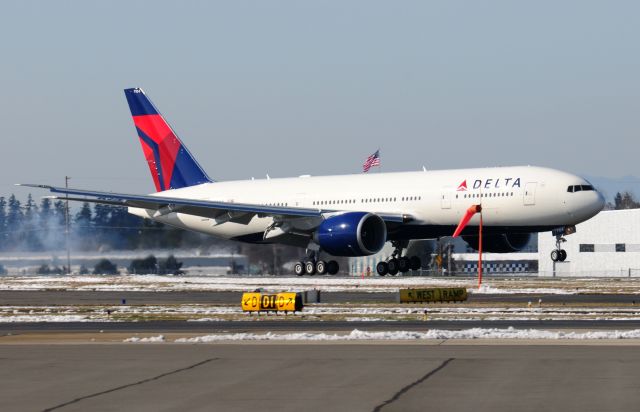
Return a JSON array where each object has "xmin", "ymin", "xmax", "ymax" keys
[
  {"xmin": 316, "ymin": 260, "xmax": 327, "ymax": 275},
  {"xmin": 398, "ymin": 257, "xmax": 410, "ymax": 273},
  {"xmin": 559, "ymin": 250, "xmax": 567, "ymax": 262},
  {"xmin": 387, "ymin": 259, "xmax": 399, "ymax": 276},
  {"xmin": 305, "ymin": 261, "xmax": 316, "ymax": 275},
  {"xmin": 409, "ymin": 256, "xmax": 421, "ymax": 271},
  {"xmin": 550, "ymin": 250, "xmax": 559, "ymax": 262},
  {"xmin": 376, "ymin": 261, "xmax": 388, "ymax": 276},
  {"xmin": 294, "ymin": 262, "xmax": 305, "ymax": 276},
  {"xmin": 327, "ymin": 260, "xmax": 339, "ymax": 275}
]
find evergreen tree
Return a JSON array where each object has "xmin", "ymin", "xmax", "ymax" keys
[
  {"xmin": 0, "ymin": 197, "xmax": 6, "ymax": 250},
  {"xmin": 53, "ymin": 200, "xmax": 67, "ymax": 226},
  {"xmin": 613, "ymin": 191, "xmax": 640, "ymax": 210},
  {"xmin": 160, "ymin": 255, "xmax": 184, "ymax": 275},
  {"xmin": 92, "ymin": 204, "xmax": 112, "ymax": 249},
  {"xmin": 6, "ymin": 195, "xmax": 23, "ymax": 250},
  {"xmin": 39, "ymin": 198, "xmax": 53, "ymax": 221},
  {"xmin": 108, "ymin": 206, "xmax": 142, "ymax": 249},
  {"xmin": 24, "ymin": 194, "xmax": 38, "ymax": 219},
  {"xmin": 93, "ymin": 258, "xmax": 118, "ymax": 275},
  {"xmin": 22, "ymin": 194, "xmax": 42, "ymax": 251},
  {"xmin": 75, "ymin": 202, "xmax": 92, "ymax": 225},
  {"xmin": 73, "ymin": 202, "xmax": 93, "ymax": 250}
]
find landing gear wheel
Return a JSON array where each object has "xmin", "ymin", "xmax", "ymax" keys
[
  {"xmin": 316, "ymin": 260, "xmax": 327, "ymax": 275},
  {"xmin": 398, "ymin": 257, "xmax": 411, "ymax": 273},
  {"xmin": 305, "ymin": 261, "xmax": 316, "ymax": 275},
  {"xmin": 550, "ymin": 250, "xmax": 559, "ymax": 262},
  {"xmin": 387, "ymin": 259, "xmax": 399, "ymax": 276},
  {"xmin": 294, "ymin": 262, "xmax": 305, "ymax": 276},
  {"xmin": 327, "ymin": 260, "xmax": 339, "ymax": 275},
  {"xmin": 559, "ymin": 250, "xmax": 567, "ymax": 262},
  {"xmin": 376, "ymin": 261, "xmax": 389, "ymax": 276},
  {"xmin": 409, "ymin": 256, "xmax": 421, "ymax": 271}
]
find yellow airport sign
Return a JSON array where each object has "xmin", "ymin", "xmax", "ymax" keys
[
  {"xmin": 241, "ymin": 292, "xmax": 303, "ymax": 312},
  {"xmin": 399, "ymin": 288, "xmax": 467, "ymax": 303}
]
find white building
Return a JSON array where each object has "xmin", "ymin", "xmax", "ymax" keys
[
  {"xmin": 538, "ymin": 209, "xmax": 640, "ymax": 277},
  {"xmin": 350, "ymin": 209, "xmax": 640, "ymax": 277}
]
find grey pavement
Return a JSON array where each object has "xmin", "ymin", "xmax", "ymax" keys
[
  {"xmin": 0, "ymin": 344, "xmax": 639, "ymax": 412},
  {"xmin": 2, "ymin": 290, "xmax": 640, "ymax": 306}
]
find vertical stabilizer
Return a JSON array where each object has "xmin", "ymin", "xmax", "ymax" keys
[{"xmin": 124, "ymin": 88, "xmax": 212, "ymax": 192}]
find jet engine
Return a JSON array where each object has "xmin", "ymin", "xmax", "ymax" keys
[
  {"xmin": 462, "ymin": 233, "xmax": 531, "ymax": 253},
  {"xmin": 314, "ymin": 212, "xmax": 387, "ymax": 256}
]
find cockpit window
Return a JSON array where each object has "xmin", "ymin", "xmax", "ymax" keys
[{"xmin": 567, "ymin": 185, "xmax": 595, "ymax": 193}]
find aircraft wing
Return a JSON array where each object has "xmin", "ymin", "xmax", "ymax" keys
[{"xmin": 18, "ymin": 184, "xmax": 411, "ymax": 225}]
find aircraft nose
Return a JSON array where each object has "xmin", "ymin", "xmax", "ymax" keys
[{"xmin": 594, "ymin": 189, "xmax": 606, "ymax": 212}]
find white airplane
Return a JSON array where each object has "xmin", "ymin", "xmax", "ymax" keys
[{"xmin": 20, "ymin": 88, "xmax": 605, "ymax": 276}]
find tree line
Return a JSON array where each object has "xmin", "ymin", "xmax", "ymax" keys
[
  {"xmin": 0, "ymin": 193, "xmax": 306, "ymax": 275},
  {"xmin": 610, "ymin": 191, "xmax": 640, "ymax": 210},
  {"xmin": 0, "ymin": 193, "xmax": 229, "ymax": 252}
]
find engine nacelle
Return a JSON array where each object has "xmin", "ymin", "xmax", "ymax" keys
[
  {"xmin": 463, "ymin": 233, "xmax": 531, "ymax": 253},
  {"xmin": 314, "ymin": 212, "xmax": 387, "ymax": 256}
]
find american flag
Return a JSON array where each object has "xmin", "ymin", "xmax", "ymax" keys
[{"xmin": 362, "ymin": 150, "xmax": 380, "ymax": 173}]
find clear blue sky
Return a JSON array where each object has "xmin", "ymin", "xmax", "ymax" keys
[{"xmin": 2, "ymin": 1, "xmax": 638, "ymax": 198}]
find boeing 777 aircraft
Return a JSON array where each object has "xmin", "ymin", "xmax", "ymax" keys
[{"xmin": 20, "ymin": 88, "xmax": 605, "ymax": 276}]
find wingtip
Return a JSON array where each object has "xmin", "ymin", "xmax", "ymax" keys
[{"xmin": 15, "ymin": 183, "xmax": 53, "ymax": 189}]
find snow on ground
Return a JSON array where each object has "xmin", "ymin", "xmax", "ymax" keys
[
  {"xmin": 4, "ymin": 304, "xmax": 639, "ymax": 322},
  {"xmin": 2, "ymin": 274, "xmax": 640, "ymax": 294},
  {"xmin": 124, "ymin": 335, "xmax": 166, "ymax": 343},
  {"xmin": 0, "ymin": 315, "xmax": 100, "ymax": 322},
  {"xmin": 163, "ymin": 328, "xmax": 640, "ymax": 342}
]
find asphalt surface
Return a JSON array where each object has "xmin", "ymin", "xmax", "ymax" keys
[
  {"xmin": 3, "ymin": 319, "xmax": 640, "ymax": 335},
  {"xmin": 2, "ymin": 290, "xmax": 640, "ymax": 305},
  {"xmin": 1, "ymin": 344, "xmax": 639, "ymax": 412}
]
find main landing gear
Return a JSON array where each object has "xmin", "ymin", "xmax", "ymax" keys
[
  {"xmin": 551, "ymin": 235, "xmax": 567, "ymax": 262},
  {"xmin": 376, "ymin": 241, "xmax": 421, "ymax": 276},
  {"xmin": 294, "ymin": 251, "xmax": 339, "ymax": 276}
]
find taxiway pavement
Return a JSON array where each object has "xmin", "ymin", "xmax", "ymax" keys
[
  {"xmin": 1, "ymin": 343, "xmax": 638, "ymax": 412},
  {"xmin": 2, "ymin": 290, "xmax": 640, "ymax": 305}
]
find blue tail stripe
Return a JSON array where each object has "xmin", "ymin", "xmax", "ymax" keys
[
  {"xmin": 136, "ymin": 127, "xmax": 166, "ymax": 191},
  {"xmin": 125, "ymin": 88, "xmax": 159, "ymax": 116},
  {"xmin": 170, "ymin": 147, "xmax": 212, "ymax": 189}
]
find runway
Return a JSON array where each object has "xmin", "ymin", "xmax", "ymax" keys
[
  {"xmin": 1, "ymin": 343, "xmax": 639, "ymax": 412},
  {"xmin": 2, "ymin": 287, "xmax": 640, "ymax": 411},
  {"xmin": 3, "ymin": 319, "xmax": 640, "ymax": 336},
  {"xmin": 2, "ymin": 289, "xmax": 640, "ymax": 305}
]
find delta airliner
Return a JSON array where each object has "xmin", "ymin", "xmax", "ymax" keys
[{"xmin": 21, "ymin": 88, "xmax": 605, "ymax": 276}]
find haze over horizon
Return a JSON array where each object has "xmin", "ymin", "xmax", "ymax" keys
[{"xmin": 2, "ymin": 1, "xmax": 638, "ymax": 199}]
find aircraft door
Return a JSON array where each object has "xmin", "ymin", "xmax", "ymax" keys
[
  {"xmin": 293, "ymin": 193, "xmax": 307, "ymax": 208},
  {"xmin": 524, "ymin": 182, "xmax": 536, "ymax": 206},
  {"xmin": 441, "ymin": 191, "xmax": 451, "ymax": 209}
]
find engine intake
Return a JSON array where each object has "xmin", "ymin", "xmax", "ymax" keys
[
  {"xmin": 315, "ymin": 212, "xmax": 387, "ymax": 256},
  {"xmin": 463, "ymin": 233, "xmax": 531, "ymax": 253}
]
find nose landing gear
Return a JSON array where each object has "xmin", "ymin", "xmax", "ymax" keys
[{"xmin": 376, "ymin": 241, "xmax": 422, "ymax": 276}]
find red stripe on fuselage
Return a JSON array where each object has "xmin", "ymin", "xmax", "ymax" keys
[{"xmin": 133, "ymin": 114, "xmax": 181, "ymax": 191}]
